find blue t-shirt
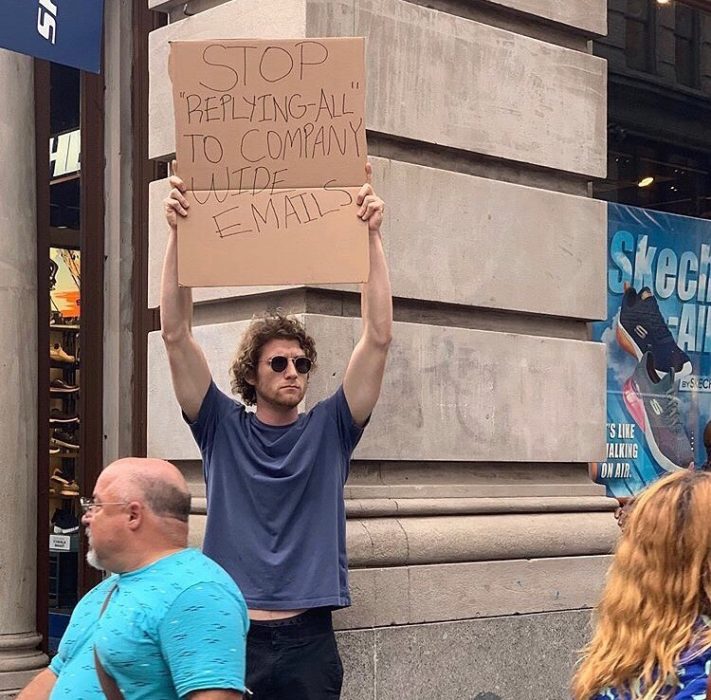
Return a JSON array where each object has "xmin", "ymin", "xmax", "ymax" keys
[
  {"xmin": 186, "ymin": 381, "xmax": 364, "ymax": 609},
  {"xmin": 593, "ymin": 623, "xmax": 711, "ymax": 699},
  {"xmin": 49, "ymin": 548, "xmax": 248, "ymax": 699}
]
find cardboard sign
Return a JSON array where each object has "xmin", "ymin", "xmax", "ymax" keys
[{"xmin": 169, "ymin": 38, "xmax": 369, "ymax": 287}]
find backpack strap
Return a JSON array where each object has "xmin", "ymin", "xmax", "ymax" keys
[{"xmin": 94, "ymin": 584, "xmax": 125, "ymax": 700}]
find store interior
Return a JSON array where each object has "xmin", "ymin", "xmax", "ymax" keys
[{"xmin": 46, "ymin": 63, "xmax": 82, "ymax": 652}]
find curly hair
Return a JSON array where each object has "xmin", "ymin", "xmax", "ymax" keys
[
  {"xmin": 572, "ymin": 470, "xmax": 711, "ymax": 700},
  {"xmin": 229, "ymin": 312, "xmax": 317, "ymax": 406}
]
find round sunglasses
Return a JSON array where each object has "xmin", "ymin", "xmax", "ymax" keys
[{"xmin": 265, "ymin": 355, "xmax": 312, "ymax": 374}]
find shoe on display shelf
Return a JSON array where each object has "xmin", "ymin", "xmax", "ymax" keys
[
  {"xmin": 617, "ymin": 285, "xmax": 692, "ymax": 378},
  {"xmin": 51, "ymin": 430, "xmax": 79, "ymax": 451},
  {"xmin": 50, "ymin": 378, "xmax": 79, "ymax": 394},
  {"xmin": 50, "ymin": 471, "xmax": 79, "ymax": 497},
  {"xmin": 50, "ymin": 343, "xmax": 75, "ymax": 364},
  {"xmin": 623, "ymin": 352, "xmax": 695, "ymax": 473},
  {"xmin": 49, "ymin": 438, "xmax": 77, "ymax": 455},
  {"xmin": 60, "ymin": 482, "xmax": 80, "ymax": 498},
  {"xmin": 50, "ymin": 468, "xmax": 72, "ymax": 486},
  {"xmin": 51, "ymin": 508, "xmax": 79, "ymax": 534},
  {"xmin": 50, "ymin": 408, "xmax": 79, "ymax": 424},
  {"xmin": 52, "ymin": 523, "xmax": 79, "ymax": 534}
]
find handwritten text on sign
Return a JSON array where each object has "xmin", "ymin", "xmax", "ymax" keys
[{"xmin": 169, "ymin": 38, "xmax": 369, "ymax": 287}]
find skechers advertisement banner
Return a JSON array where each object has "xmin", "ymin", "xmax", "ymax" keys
[
  {"xmin": 0, "ymin": 0, "xmax": 104, "ymax": 74},
  {"xmin": 591, "ymin": 203, "xmax": 711, "ymax": 499}
]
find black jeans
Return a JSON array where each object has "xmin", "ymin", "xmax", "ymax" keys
[{"xmin": 246, "ymin": 608, "xmax": 343, "ymax": 700}]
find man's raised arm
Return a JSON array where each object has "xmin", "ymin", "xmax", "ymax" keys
[
  {"xmin": 160, "ymin": 169, "xmax": 212, "ymax": 422},
  {"xmin": 343, "ymin": 163, "xmax": 393, "ymax": 427}
]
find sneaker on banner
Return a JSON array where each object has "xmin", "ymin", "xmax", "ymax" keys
[
  {"xmin": 616, "ymin": 285, "xmax": 692, "ymax": 379},
  {"xmin": 51, "ymin": 430, "xmax": 79, "ymax": 451},
  {"xmin": 50, "ymin": 378, "xmax": 79, "ymax": 394},
  {"xmin": 50, "ymin": 343, "xmax": 75, "ymax": 364},
  {"xmin": 50, "ymin": 408, "xmax": 80, "ymax": 424},
  {"xmin": 623, "ymin": 352, "xmax": 694, "ymax": 473}
]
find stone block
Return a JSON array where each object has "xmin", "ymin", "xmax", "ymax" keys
[
  {"xmin": 147, "ymin": 316, "xmax": 606, "ymax": 462},
  {"xmin": 150, "ymin": 0, "xmax": 607, "ymax": 35},
  {"xmin": 336, "ymin": 555, "xmax": 611, "ymax": 628},
  {"xmin": 337, "ymin": 629, "xmax": 376, "ymax": 700},
  {"xmin": 483, "ymin": 0, "xmax": 606, "ymax": 35},
  {"xmin": 335, "ymin": 609, "xmax": 593, "ymax": 699},
  {"xmin": 148, "ymin": 159, "xmax": 607, "ymax": 319},
  {"xmin": 307, "ymin": 315, "xmax": 606, "ymax": 462},
  {"xmin": 148, "ymin": 0, "xmax": 307, "ymax": 160},
  {"xmin": 344, "ymin": 462, "xmax": 606, "ymax": 500},
  {"xmin": 346, "ymin": 512, "xmax": 617, "ymax": 567},
  {"xmin": 148, "ymin": 0, "xmax": 607, "ymax": 176}
]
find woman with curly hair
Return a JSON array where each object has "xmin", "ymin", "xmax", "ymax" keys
[{"xmin": 572, "ymin": 469, "xmax": 711, "ymax": 700}]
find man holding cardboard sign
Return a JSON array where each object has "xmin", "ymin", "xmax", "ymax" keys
[
  {"xmin": 162, "ymin": 38, "xmax": 391, "ymax": 697},
  {"xmin": 160, "ymin": 157, "xmax": 391, "ymax": 698}
]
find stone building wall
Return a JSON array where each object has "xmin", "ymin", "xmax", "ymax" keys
[{"xmin": 144, "ymin": 1, "xmax": 614, "ymax": 697}]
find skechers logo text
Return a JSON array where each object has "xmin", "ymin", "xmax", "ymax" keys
[{"xmin": 37, "ymin": 0, "xmax": 57, "ymax": 45}]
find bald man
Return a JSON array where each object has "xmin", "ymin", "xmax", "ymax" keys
[{"xmin": 19, "ymin": 458, "xmax": 249, "ymax": 700}]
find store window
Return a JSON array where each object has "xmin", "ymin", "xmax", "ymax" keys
[
  {"xmin": 37, "ymin": 60, "xmax": 104, "ymax": 655},
  {"xmin": 625, "ymin": 0, "xmax": 657, "ymax": 73},
  {"xmin": 46, "ymin": 63, "xmax": 82, "ymax": 649},
  {"xmin": 675, "ymin": 4, "xmax": 701, "ymax": 88},
  {"xmin": 595, "ymin": 130, "xmax": 711, "ymax": 218}
]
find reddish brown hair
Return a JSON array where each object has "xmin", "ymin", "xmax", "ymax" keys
[{"xmin": 229, "ymin": 312, "xmax": 317, "ymax": 406}]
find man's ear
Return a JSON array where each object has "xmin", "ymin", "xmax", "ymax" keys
[
  {"xmin": 126, "ymin": 501, "xmax": 142, "ymax": 530},
  {"xmin": 245, "ymin": 369, "xmax": 256, "ymax": 387}
]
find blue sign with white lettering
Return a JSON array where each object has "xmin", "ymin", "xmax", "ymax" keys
[{"xmin": 0, "ymin": 0, "xmax": 104, "ymax": 73}]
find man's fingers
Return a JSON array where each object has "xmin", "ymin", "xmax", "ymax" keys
[
  {"xmin": 168, "ymin": 175, "xmax": 186, "ymax": 192},
  {"xmin": 356, "ymin": 182, "xmax": 373, "ymax": 205},
  {"xmin": 164, "ymin": 197, "xmax": 188, "ymax": 218},
  {"xmin": 365, "ymin": 161, "xmax": 373, "ymax": 185},
  {"xmin": 170, "ymin": 159, "xmax": 178, "ymax": 177},
  {"xmin": 170, "ymin": 188, "xmax": 190, "ymax": 209},
  {"xmin": 358, "ymin": 196, "xmax": 384, "ymax": 220},
  {"xmin": 357, "ymin": 194, "xmax": 374, "ymax": 217}
]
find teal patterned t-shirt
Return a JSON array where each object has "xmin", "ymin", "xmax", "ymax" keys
[{"xmin": 49, "ymin": 548, "xmax": 248, "ymax": 699}]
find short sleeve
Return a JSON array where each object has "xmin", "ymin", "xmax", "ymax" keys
[
  {"xmin": 48, "ymin": 652, "xmax": 64, "ymax": 677},
  {"xmin": 323, "ymin": 385, "xmax": 367, "ymax": 455},
  {"xmin": 158, "ymin": 581, "xmax": 249, "ymax": 698},
  {"xmin": 183, "ymin": 381, "xmax": 239, "ymax": 467}
]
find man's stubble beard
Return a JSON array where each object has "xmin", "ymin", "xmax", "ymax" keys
[{"xmin": 259, "ymin": 384, "xmax": 307, "ymax": 410}]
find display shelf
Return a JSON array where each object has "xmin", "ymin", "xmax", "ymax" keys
[{"xmin": 49, "ymin": 324, "xmax": 80, "ymax": 331}]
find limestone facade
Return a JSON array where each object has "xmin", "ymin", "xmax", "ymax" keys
[
  {"xmin": 144, "ymin": 0, "xmax": 612, "ymax": 697},
  {"xmin": 0, "ymin": 0, "xmax": 612, "ymax": 697}
]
